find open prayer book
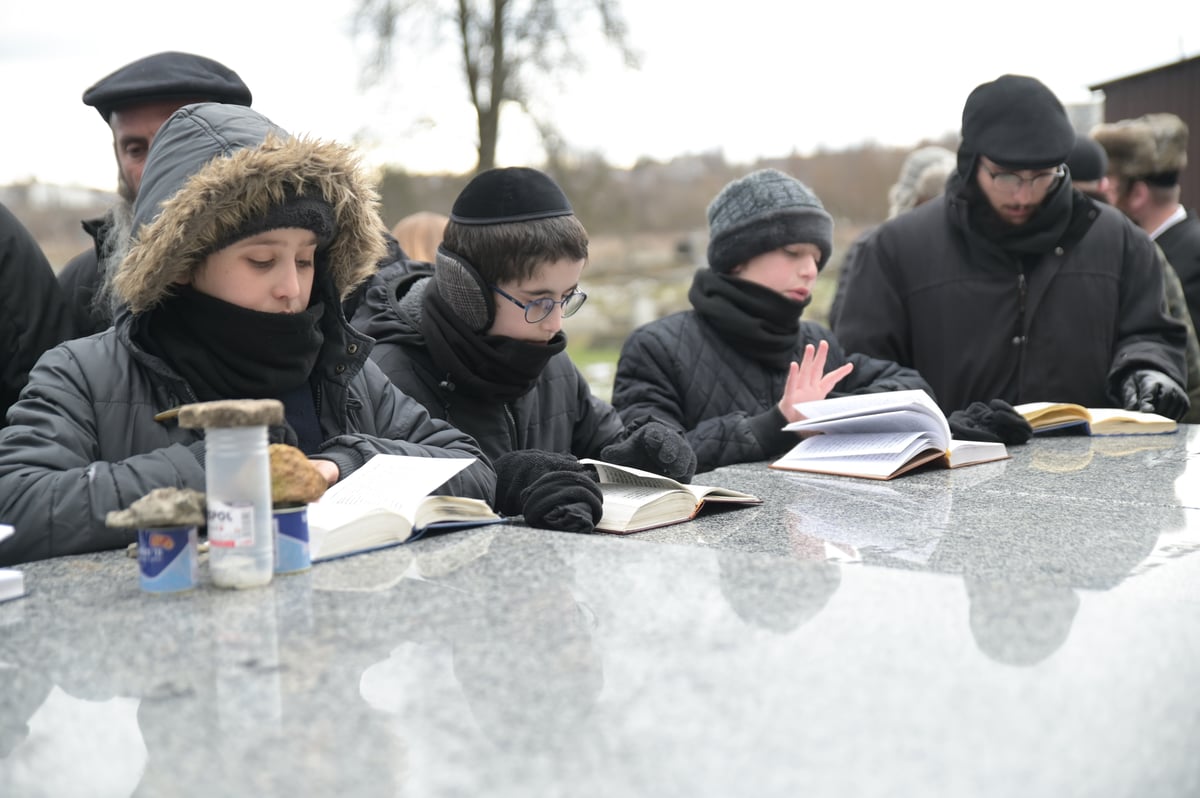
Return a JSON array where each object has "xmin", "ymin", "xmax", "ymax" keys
[
  {"xmin": 769, "ymin": 389, "xmax": 1009, "ymax": 480},
  {"xmin": 1013, "ymin": 402, "xmax": 1177, "ymax": 436},
  {"xmin": 579, "ymin": 459, "xmax": 762, "ymax": 534},
  {"xmin": 0, "ymin": 524, "xmax": 25, "ymax": 603},
  {"xmin": 306, "ymin": 455, "xmax": 505, "ymax": 562}
]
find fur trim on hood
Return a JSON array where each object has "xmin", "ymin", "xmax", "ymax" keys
[{"xmin": 114, "ymin": 103, "xmax": 387, "ymax": 314}]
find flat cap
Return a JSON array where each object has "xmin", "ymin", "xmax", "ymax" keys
[{"xmin": 83, "ymin": 51, "xmax": 252, "ymax": 121}]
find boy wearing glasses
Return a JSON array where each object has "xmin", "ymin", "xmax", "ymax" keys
[
  {"xmin": 353, "ymin": 167, "xmax": 696, "ymax": 533},
  {"xmin": 835, "ymin": 74, "xmax": 1188, "ymax": 420}
]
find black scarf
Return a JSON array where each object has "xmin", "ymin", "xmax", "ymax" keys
[
  {"xmin": 689, "ymin": 269, "xmax": 805, "ymax": 370},
  {"xmin": 144, "ymin": 285, "xmax": 326, "ymax": 401},
  {"xmin": 953, "ymin": 170, "xmax": 1074, "ymax": 255},
  {"xmin": 420, "ymin": 286, "xmax": 565, "ymax": 402}
]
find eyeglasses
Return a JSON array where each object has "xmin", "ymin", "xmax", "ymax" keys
[
  {"xmin": 491, "ymin": 284, "xmax": 588, "ymax": 323},
  {"xmin": 980, "ymin": 162, "xmax": 1065, "ymax": 194}
]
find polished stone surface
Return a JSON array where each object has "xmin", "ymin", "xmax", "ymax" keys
[{"xmin": 2, "ymin": 430, "xmax": 1199, "ymax": 796}]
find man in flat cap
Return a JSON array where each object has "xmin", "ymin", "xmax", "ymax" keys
[
  {"xmin": 1093, "ymin": 113, "xmax": 1200, "ymax": 343},
  {"xmin": 836, "ymin": 74, "xmax": 1189, "ymax": 420},
  {"xmin": 57, "ymin": 51, "xmax": 253, "ymax": 338}
]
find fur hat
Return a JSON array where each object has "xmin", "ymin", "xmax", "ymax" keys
[
  {"xmin": 888, "ymin": 146, "xmax": 956, "ymax": 219},
  {"xmin": 449, "ymin": 167, "xmax": 573, "ymax": 224},
  {"xmin": 1092, "ymin": 113, "xmax": 1188, "ymax": 186},
  {"xmin": 959, "ymin": 74, "xmax": 1074, "ymax": 173},
  {"xmin": 83, "ymin": 51, "xmax": 252, "ymax": 121},
  {"xmin": 706, "ymin": 169, "xmax": 833, "ymax": 273},
  {"xmin": 1066, "ymin": 134, "xmax": 1108, "ymax": 183}
]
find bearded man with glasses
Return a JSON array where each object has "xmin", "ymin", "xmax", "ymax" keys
[{"xmin": 836, "ymin": 74, "xmax": 1189, "ymax": 420}]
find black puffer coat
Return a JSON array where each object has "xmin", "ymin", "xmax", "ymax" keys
[
  {"xmin": 0, "ymin": 103, "xmax": 494, "ymax": 565},
  {"xmin": 352, "ymin": 262, "xmax": 625, "ymax": 464},
  {"xmin": 835, "ymin": 177, "xmax": 1187, "ymax": 414},
  {"xmin": 612, "ymin": 308, "xmax": 933, "ymax": 474}
]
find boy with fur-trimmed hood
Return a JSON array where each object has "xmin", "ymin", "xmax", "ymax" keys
[{"xmin": 0, "ymin": 103, "xmax": 494, "ymax": 565}]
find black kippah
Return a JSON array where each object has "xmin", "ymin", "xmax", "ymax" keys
[{"xmin": 449, "ymin": 167, "xmax": 573, "ymax": 225}]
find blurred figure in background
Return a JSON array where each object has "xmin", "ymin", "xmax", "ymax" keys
[
  {"xmin": 1075, "ymin": 128, "xmax": 1200, "ymax": 422},
  {"xmin": 57, "ymin": 51, "xmax": 253, "ymax": 338},
  {"xmin": 391, "ymin": 211, "xmax": 449, "ymax": 263},
  {"xmin": 828, "ymin": 145, "xmax": 956, "ymax": 329},
  {"xmin": 1093, "ymin": 113, "xmax": 1200, "ymax": 340},
  {"xmin": 0, "ymin": 202, "xmax": 72, "ymax": 424}
]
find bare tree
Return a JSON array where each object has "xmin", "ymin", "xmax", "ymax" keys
[{"xmin": 355, "ymin": 0, "xmax": 638, "ymax": 173}]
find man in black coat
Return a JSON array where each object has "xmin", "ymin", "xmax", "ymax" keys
[
  {"xmin": 836, "ymin": 74, "xmax": 1189, "ymax": 419},
  {"xmin": 57, "ymin": 51, "xmax": 253, "ymax": 338},
  {"xmin": 0, "ymin": 202, "xmax": 72, "ymax": 423}
]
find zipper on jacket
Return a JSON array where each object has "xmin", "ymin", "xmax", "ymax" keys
[{"xmin": 503, "ymin": 403, "xmax": 518, "ymax": 449}]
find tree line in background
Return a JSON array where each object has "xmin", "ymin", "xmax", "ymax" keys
[
  {"xmin": 7, "ymin": 136, "xmax": 960, "ymax": 273},
  {"xmin": 376, "ymin": 135, "xmax": 960, "ymax": 238}
]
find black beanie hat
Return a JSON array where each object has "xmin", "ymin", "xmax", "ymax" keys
[
  {"xmin": 1066, "ymin": 134, "xmax": 1108, "ymax": 183},
  {"xmin": 959, "ymin": 74, "xmax": 1074, "ymax": 174},
  {"xmin": 449, "ymin": 167, "xmax": 573, "ymax": 224},
  {"xmin": 706, "ymin": 169, "xmax": 833, "ymax": 273},
  {"xmin": 83, "ymin": 51, "xmax": 252, "ymax": 122},
  {"xmin": 207, "ymin": 193, "xmax": 336, "ymax": 255}
]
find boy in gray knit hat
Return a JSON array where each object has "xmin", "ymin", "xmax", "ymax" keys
[
  {"xmin": 352, "ymin": 166, "xmax": 697, "ymax": 533},
  {"xmin": 610, "ymin": 169, "xmax": 992, "ymax": 474}
]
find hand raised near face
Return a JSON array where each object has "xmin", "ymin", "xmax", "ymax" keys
[{"xmin": 777, "ymin": 340, "xmax": 855, "ymax": 424}]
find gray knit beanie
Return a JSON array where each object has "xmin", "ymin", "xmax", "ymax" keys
[{"xmin": 706, "ymin": 169, "xmax": 833, "ymax": 273}]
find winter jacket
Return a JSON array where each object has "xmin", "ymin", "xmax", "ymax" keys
[
  {"xmin": 352, "ymin": 262, "xmax": 625, "ymax": 464},
  {"xmin": 0, "ymin": 202, "xmax": 72, "ymax": 424},
  {"xmin": 1157, "ymin": 209, "xmax": 1200, "ymax": 340},
  {"xmin": 58, "ymin": 213, "xmax": 115, "ymax": 338},
  {"xmin": 611, "ymin": 309, "xmax": 934, "ymax": 474},
  {"xmin": 834, "ymin": 181, "xmax": 1187, "ymax": 414},
  {"xmin": 0, "ymin": 103, "xmax": 494, "ymax": 565}
]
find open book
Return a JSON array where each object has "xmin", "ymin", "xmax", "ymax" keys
[
  {"xmin": 769, "ymin": 389, "xmax": 1009, "ymax": 480},
  {"xmin": 1014, "ymin": 402, "xmax": 1178, "ymax": 436},
  {"xmin": 306, "ymin": 455, "xmax": 505, "ymax": 562},
  {"xmin": 0, "ymin": 524, "xmax": 24, "ymax": 603},
  {"xmin": 579, "ymin": 459, "xmax": 762, "ymax": 534}
]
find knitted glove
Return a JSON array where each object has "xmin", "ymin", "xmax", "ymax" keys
[
  {"xmin": 600, "ymin": 417, "xmax": 698, "ymax": 483},
  {"xmin": 1120, "ymin": 369, "xmax": 1189, "ymax": 420},
  {"xmin": 492, "ymin": 450, "xmax": 587, "ymax": 516},
  {"xmin": 947, "ymin": 399, "xmax": 1033, "ymax": 445},
  {"xmin": 520, "ymin": 471, "xmax": 604, "ymax": 534}
]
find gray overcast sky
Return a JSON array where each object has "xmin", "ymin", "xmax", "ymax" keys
[{"xmin": 2, "ymin": 0, "xmax": 1197, "ymax": 191}]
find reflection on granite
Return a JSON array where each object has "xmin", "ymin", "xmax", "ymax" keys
[{"xmin": 2, "ymin": 432, "xmax": 1200, "ymax": 796}]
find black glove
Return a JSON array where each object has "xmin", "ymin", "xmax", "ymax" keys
[
  {"xmin": 520, "ymin": 471, "xmax": 604, "ymax": 534},
  {"xmin": 1119, "ymin": 369, "xmax": 1189, "ymax": 420},
  {"xmin": 600, "ymin": 417, "xmax": 698, "ymax": 483},
  {"xmin": 268, "ymin": 423, "xmax": 300, "ymax": 448},
  {"xmin": 493, "ymin": 450, "xmax": 587, "ymax": 516},
  {"xmin": 948, "ymin": 399, "xmax": 1033, "ymax": 445}
]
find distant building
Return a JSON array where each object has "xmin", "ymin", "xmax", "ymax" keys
[{"xmin": 1090, "ymin": 54, "xmax": 1200, "ymax": 210}]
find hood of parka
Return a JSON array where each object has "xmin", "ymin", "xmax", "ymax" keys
[{"xmin": 114, "ymin": 102, "xmax": 387, "ymax": 314}]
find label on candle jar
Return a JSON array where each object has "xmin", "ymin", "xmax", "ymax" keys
[{"xmin": 207, "ymin": 500, "xmax": 256, "ymax": 548}]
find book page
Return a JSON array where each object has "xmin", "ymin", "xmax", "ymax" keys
[
  {"xmin": 580, "ymin": 459, "xmax": 760, "ymax": 503},
  {"xmin": 1086, "ymin": 408, "xmax": 1177, "ymax": 435},
  {"xmin": 786, "ymin": 389, "xmax": 948, "ymax": 447},
  {"xmin": 784, "ymin": 431, "xmax": 931, "ymax": 458},
  {"xmin": 317, "ymin": 455, "xmax": 475, "ymax": 517}
]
